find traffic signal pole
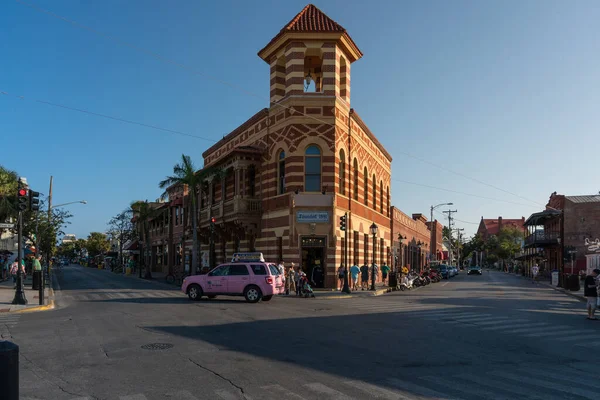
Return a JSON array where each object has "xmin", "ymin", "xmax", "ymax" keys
[
  {"xmin": 12, "ymin": 211, "xmax": 28, "ymax": 305},
  {"xmin": 340, "ymin": 213, "xmax": 351, "ymax": 294}
]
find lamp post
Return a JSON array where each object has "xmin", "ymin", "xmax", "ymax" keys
[
  {"xmin": 417, "ymin": 241, "xmax": 423, "ymax": 271},
  {"xmin": 430, "ymin": 203, "xmax": 452, "ymax": 262},
  {"xmin": 557, "ymin": 237, "xmax": 563, "ymax": 287},
  {"xmin": 370, "ymin": 222, "xmax": 378, "ymax": 290},
  {"xmin": 398, "ymin": 234, "xmax": 405, "ymax": 273}
]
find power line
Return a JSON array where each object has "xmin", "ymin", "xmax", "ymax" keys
[
  {"xmin": 0, "ymin": 90, "xmax": 217, "ymax": 143},
  {"xmin": 392, "ymin": 178, "xmax": 539, "ymax": 208},
  {"xmin": 17, "ymin": 0, "xmax": 545, "ymax": 209},
  {"xmin": 434, "ymin": 209, "xmax": 479, "ymax": 225}
]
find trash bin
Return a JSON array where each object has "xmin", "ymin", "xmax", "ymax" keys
[
  {"xmin": 568, "ymin": 274, "xmax": 580, "ymax": 291},
  {"xmin": 389, "ymin": 272, "xmax": 398, "ymax": 289},
  {"xmin": 32, "ymin": 270, "xmax": 41, "ymax": 290},
  {"xmin": 0, "ymin": 341, "xmax": 19, "ymax": 400},
  {"xmin": 551, "ymin": 270, "xmax": 559, "ymax": 287}
]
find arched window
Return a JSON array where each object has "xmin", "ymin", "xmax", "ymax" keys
[
  {"xmin": 278, "ymin": 150, "xmax": 285, "ymax": 195},
  {"xmin": 339, "ymin": 149, "xmax": 346, "ymax": 196},
  {"xmin": 353, "ymin": 159, "xmax": 358, "ymax": 200},
  {"xmin": 304, "ymin": 145, "xmax": 321, "ymax": 192},
  {"xmin": 380, "ymin": 180, "xmax": 383, "ymax": 214},
  {"xmin": 386, "ymin": 186, "xmax": 390, "ymax": 217},
  {"xmin": 372, "ymin": 174, "xmax": 376, "ymax": 211},
  {"xmin": 363, "ymin": 167, "xmax": 368, "ymax": 206}
]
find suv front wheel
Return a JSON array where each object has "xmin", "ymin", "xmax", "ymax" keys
[{"xmin": 244, "ymin": 285, "xmax": 263, "ymax": 303}]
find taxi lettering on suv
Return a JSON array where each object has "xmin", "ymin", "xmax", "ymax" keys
[{"xmin": 181, "ymin": 253, "xmax": 285, "ymax": 303}]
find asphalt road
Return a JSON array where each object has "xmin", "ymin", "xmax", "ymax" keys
[{"xmin": 7, "ymin": 265, "xmax": 600, "ymax": 400}]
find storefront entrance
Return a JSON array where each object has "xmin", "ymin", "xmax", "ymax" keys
[{"xmin": 301, "ymin": 236, "xmax": 326, "ymax": 288}]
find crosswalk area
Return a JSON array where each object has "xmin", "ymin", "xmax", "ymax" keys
[
  {"xmin": 347, "ymin": 299, "xmax": 600, "ymax": 348},
  {"xmin": 0, "ymin": 313, "xmax": 21, "ymax": 338},
  {"xmin": 61, "ymin": 289, "xmax": 182, "ymax": 303},
  {"xmin": 21, "ymin": 365, "xmax": 600, "ymax": 399}
]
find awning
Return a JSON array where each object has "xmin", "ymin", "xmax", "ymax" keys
[{"xmin": 124, "ymin": 240, "xmax": 139, "ymax": 251}]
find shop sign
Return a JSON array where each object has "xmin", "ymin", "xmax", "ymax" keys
[
  {"xmin": 296, "ymin": 211, "xmax": 329, "ymax": 223},
  {"xmin": 584, "ymin": 238, "xmax": 600, "ymax": 253},
  {"xmin": 231, "ymin": 252, "xmax": 265, "ymax": 262}
]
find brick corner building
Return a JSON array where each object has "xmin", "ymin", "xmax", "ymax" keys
[{"xmin": 172, "ymin": 4, "xmax": 393, "ymax": 288}]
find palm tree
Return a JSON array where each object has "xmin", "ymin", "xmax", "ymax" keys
[
  {"xmin": 159, "ymin": 154, "xmax": 221, "ymax": 275},
  {"xmin": 0, "ymin": 165, "xmax": 18, "ymax": 223},
  {"xmin": 130, "ymin": 200, "xmax": 158, "ymax": 279}
]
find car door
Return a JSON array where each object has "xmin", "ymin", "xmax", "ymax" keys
[
  {"xmin": 205, "ymin": 265, "xmax": 229, "ymax": 293},
  {"xmin": 226, "ymin": 264, "xmax": 251, "ymax": 294}
]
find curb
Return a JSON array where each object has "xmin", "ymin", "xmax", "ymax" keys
[
  {"xmin": 10, "ymin": 286, "xmax": 55, "ymax": 314},
  {"xmin": 536, "ymin": 281, "xmax": 586, "ymax": 302},
  {"xmin": 308, "ymin": 288, "xmax": 390, "ymax": 300}
]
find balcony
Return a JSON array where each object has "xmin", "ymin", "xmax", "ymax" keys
[
  {"xmin": 199, "ymin": 197, "xmax": 261, "ymax": 225},
  {"xmin": 524, "ymin": 231, "xmax": 559, "ymax": 247}
]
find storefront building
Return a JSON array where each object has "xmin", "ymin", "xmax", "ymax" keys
[
  {"xmin": 170, "ymin": 5, "xmax": 393, "ymax": 288},
  {"xmin": 390, "ymin": 207, "xmax": 442, "ymax": 271}
]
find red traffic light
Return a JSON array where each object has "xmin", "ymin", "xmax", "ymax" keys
[
  {"xmin": 18, "ymin": 189, "xmax": 27, "ymax": 196},
  {"xmin": 211, "ymin": 217, "xmax": 216, "ymax": 223}
]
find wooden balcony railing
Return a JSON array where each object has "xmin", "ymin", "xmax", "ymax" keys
[{"xmin": 524, "ymin": 231, "xmax": 559, "ymax": 247}]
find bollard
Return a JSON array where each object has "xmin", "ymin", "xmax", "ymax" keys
[
  {"xmin": 0, "ymin": 341, "xmax": 19, "ymax": 400},
  {"xmin": 39, "ymin": 272, "xmax": 45, "ymax": 305},
  {"xmin": 32, "ymin": 270, "xmax": 40, "ymax": 290}
]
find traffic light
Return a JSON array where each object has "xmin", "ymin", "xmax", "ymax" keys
[
  {"xmin": 29, "ymin": 190, "xmax": 40, "ymax": 211},
  {"xmin": 210, "ymin": 216, "xmax": 216, "ymax": 232},
  {"xmin": 17, "ymin": 185, "xmax": 28, "ymax": 211},
  {"xmin": 340, "ymin": 214, "xmax": 346, "ymax": 231}
]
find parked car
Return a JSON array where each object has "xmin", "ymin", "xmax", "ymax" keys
[
  {"xmin": 181, "ymin": 253, "xmax": 285, "ymax": 303},
  {"xmin": 438, "ymin": 265, "xmax": 450, "ymax": 279},
  {"xmin": 467, "ymin": 265, "xmax": 483, "ymax": 275}
]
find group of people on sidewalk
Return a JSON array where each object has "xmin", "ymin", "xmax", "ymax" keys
[
  {"xmin": 583, "ymin": 268, "xmax": 600, "ymax": 320},
  {"xmin": 0, "ymin": 253, "xmax": 43, "ymax": 286},
  {"xmin": 337, "ymin": 263, "xmax": 392, "ymax": 291}
]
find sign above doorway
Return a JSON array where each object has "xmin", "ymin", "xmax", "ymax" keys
[{"xmin": 296, "ymin": 211, "xmax": 329, "ymax": 223}]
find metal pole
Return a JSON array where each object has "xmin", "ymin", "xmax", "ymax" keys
[
  {"xmin": 430, "ymin": 205, "xmax": 434, "ymax": 262},
  {"xmin": 371, "ymin": 233, "xmax": 376, "ymax": 291},
  {"xmin": 342, "ymin": 212, "xmax": 351, "ymax": 293},
  {"xmin": 12, "ymin": 211, "xmax": 27, "ymax": 305},
  {"xmin": 46, "ymin": 176, "xmax": 53, "ymax": 276}
]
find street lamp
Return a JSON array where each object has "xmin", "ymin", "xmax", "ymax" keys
[
  {"xmin": 51, "ymin": 200, "xmax": 87, "ymax": 209},
  {"xmin": 398, "ymin": 234, "xmax": 405, "ymax": 272},
  {"xmin": 417, "ymin": 241, "xmax": 423, "ymax": 271},
  {"xmin": 430, "ymin": 202, "xmax": 453, "ymax": 262},
  {"xmin": 370, "ymin": 222, "xmax": 378, "ymax": 290}
]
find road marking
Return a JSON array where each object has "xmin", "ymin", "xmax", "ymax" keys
[
  {"xmin": 260, "ymin": 384, "xmax": 307, "ymax": 399},
  {"xmin": 304, "ymin": 382, "xmax": 354, "ymax": 399},
  {"xmin": 554, "ymin": 333, "xmax": 600, "ymax": 342},
  {"xmin": 119, "ymin": 395, "xmax": 149, "ymax": 400},
  {"xmin": 422, "ymin": 312, "xmax": 483, "ymax": 320},
  {"xmin": 387, "ymin": 378, "xmax": 464, "ymax": 399},
  {"xmin": 342, "ymin": 379, "xmax": 410, "ymax": 400},
  {"xmin": 441, "ymin": 282, "xmax": 449, "ymax": 286},
  {"xmin": 492, "ymin": 370, "xmax": 599, "ymax": 399},
  {"xmin": 499, "ymin": 324, "xmax": 552, "ymax": 334},
  {"xmin": 522, "ymin": 328, "xmax": 583, "ymax": 338},
  {"xmin": 470, "ymin": 318, "xmax": 517, "ymax": 326}
]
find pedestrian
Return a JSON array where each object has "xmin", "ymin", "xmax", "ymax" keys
[
  {"xmin": 285, "ymin": 262, "xmax": 296, "ymax": 296},
  {"xmin": 277, "ymin": 260, "xmax": 286, "ymax": 287},
  {"xmin": 295, "ymin": 265, "xmax": 301, "ymax": 296},
  {"xmin": 350, "ymin": 263, "xmax": 360, "ymax": 291},
  {"xmin": 381, "ymin": 263, "xmax": 390, "ymax": 286},
  {"xmin": 584, "ymin": 269, "xmax": 600, "ymax": 320},
  {"xmin": 360, "ymin": 263, "xmax": 369, "ymax": 290},
  {"xmin": 337, "ymin": 265, "xmax": 345, "ymax": 290},
  {"xmin": 532, "ymin": 264, "xmax": 539, "ymax": 283}
]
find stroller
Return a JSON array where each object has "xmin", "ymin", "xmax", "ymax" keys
[{"xmin": 298, "ymin": 273, "xmax": 315, "ymax": 298}]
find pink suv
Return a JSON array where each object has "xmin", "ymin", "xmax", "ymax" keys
[{"xmin": 181, "ymin": 258, "xmax": 284, "ymax": 303}]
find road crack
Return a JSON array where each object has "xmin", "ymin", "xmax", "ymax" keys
[{"xmin": 187, "ymin": 357, "xmax": 250, "ymax": 399}]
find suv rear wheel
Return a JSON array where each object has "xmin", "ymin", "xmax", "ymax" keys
[{"xmin": 244, "ymin": 285, "xmax": 262, "ymax": 303}]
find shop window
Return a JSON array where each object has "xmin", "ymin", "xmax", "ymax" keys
[
  {"xmin": 248, "ymin": 166, "xmax": 256, "ymax": 197},
  {"xmin": 277, "ymin": 237, "xmax": 283, "ymax": 263},
  {"xmin": 305, "ymin": 145, "xmax": 322, "ymax": 192},
  {"xmin": 175, "ymin": 207, "xmax": 179, "ymax": 226},
  {"xmin": 278, "ymin": 150, "xmax": 285, "ymax": 195},
  {"xmin": 339, "ymin": 149, "xmax": 346, "ymax": 195}
]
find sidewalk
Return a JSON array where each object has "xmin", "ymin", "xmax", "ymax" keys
[
  {"xmin": 290, "ymin": 286, "xmax": 391, "ymax": 300},
  {"xmin": 0, "ymin": 275, "xmax": 54, "ymax": 313},
  {"xmin": 506, "ymin": 269, "xmax": 586, "ymax": 301}
]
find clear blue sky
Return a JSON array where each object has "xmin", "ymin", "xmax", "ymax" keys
[{"xmin": 2, "ymin": 0, "xmax": 598, "ymax": 240}]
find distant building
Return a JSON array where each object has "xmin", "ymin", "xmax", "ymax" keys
[
  {"xmin": 477, "ymin": 216, "xmax": 526, "ymax": 240},
  {"xmin": 61, "ymin": 234, "xmax": 77, "ymax": 244}
]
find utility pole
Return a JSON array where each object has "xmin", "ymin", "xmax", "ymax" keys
[
  {"xmin": 456, "ymin": 228, "xmax": 464, "ymax": 268},
  {"xmin": 443, "ymin": 209, "xmax": 457, "ymax": 266},
  {"xmin": 46, "ymin": 176, "xmax": 53, "ymax": 276}
]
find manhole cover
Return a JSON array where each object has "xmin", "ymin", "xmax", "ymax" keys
[{"xmin": 141, "ymin": 343, "xmax": 174, "ymax": 350}]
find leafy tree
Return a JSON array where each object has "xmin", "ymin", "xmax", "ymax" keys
[
  {"xmin": 0, "ymin": 165, "xmax": 18, "ymax": 225},
  {"xmin": 131, "ymin": 200, "xmax": 159, "ymax": 279},
  {"xmin": 20, "ymin": 200, "xmax": 72, "ymax": 260},
  {"xmin": 86, "ymin": 232, "xmax": 110, "ymax": 257},
  {"xmin": 107, "ymin": 209, "xmax": 134, "ymax": 268},
  {"xmin": 158, "ymin": 154, "xmax": 221, "ymax": 275}
]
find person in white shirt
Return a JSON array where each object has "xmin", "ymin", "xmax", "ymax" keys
[{"xmin": 532, "ymin": 264, "xmax": 539, "ymax": 283}]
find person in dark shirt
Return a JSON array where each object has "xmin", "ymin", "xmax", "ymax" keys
[
  {"xmin": 583, "ymin": 269, "xmax": 600, "ymax": 320},
  {"xmin": 360, "ymin": 264, "xmax": 369, "ymax": 291}
]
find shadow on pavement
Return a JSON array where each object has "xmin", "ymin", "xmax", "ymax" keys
[{"xmin": 87, "ymin": 297, "xmax": 247, "ymax": 305}]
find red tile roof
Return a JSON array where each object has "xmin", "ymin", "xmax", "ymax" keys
[
  {"xmin": 482, "ymin": 219, "xmax": 525, "ymax": 235},
  {"xmin": 283, "ymin": 4, "xmax": 346, "ymax": 33},
  {"xmin": 258, "ymin": 4, "xmax": 362, "ymax": 61}
]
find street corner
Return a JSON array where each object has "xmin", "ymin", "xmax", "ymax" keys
[{"xmin": 3, "ymin": 288, "xmax": 56, "ymax": 314}]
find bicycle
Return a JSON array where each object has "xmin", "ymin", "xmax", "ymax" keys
[{"xmin": 165, "ymin": 267, "xmax": 184, "ymax": 286}]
